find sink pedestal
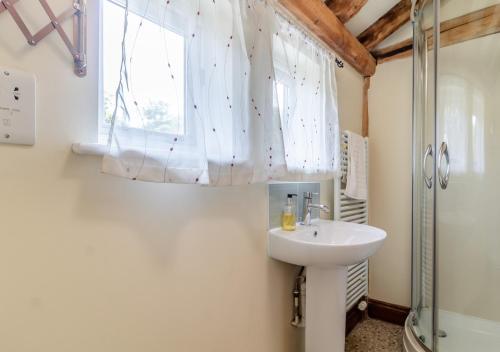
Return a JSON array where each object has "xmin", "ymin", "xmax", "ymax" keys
[
  {"xmin": 306, "ymin": 266, "xmax": 348, "ymax": 352},
  {"xmin": 268, "ymin": 220, "xmax": 386, "ymax": 351}
]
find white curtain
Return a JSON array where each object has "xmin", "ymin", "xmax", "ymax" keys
[
  {"xmin": 273, "ymin": 15, "xmax": 340, "ymax": 181},
  {"xmin": 102, "ymin": 0, "xmax": 339, "ymax": 185}
]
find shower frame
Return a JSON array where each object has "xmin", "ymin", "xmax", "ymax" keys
[{"xmin": 410, "ymin": 0, "xmax": 440, "ymax": 350}]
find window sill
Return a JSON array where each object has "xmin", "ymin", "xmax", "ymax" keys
[{"xmin": 72, "ymin": 143, "xmax": 107, "ymax": 156}]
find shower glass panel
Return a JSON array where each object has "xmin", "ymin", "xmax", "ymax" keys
[
  {"xmin": 412, "ymin": 0, "xmax": 436, "ymax": 349},
  {"xmin": 413, "ymin": 0, "xmax": 500, "ymax": 350},
  {"xmin": 436, "ymin": 0, "xmax": 500, "ymax": 351}
]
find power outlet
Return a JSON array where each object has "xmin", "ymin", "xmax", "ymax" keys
[{"xmin": 0, "ymin": 67, "xmax": 36, "ymax": 146}]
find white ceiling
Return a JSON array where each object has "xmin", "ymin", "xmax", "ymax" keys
[
  {"xmin": 344, "ymin": 0, "xmax": 400, "ymax": 37},
  {"xmin": 322, "ymin": 0, "xmax": 413, "ymax": 50},
  {"xmin": 325, "ymin": 0, "xmax": 499, "ymax": 51},
  {"xmin": 352, "ymin": 0, "xmax": 500, "ymax": 49}
]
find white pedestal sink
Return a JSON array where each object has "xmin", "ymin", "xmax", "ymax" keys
[{"xmin": 268, "ymin": 220, "xmax": 386, "ymax": 352}]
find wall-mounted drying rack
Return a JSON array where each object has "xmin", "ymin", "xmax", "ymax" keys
[{"xmin": 0, "ymin": 0, "xmax": 87, "ymax": 77}]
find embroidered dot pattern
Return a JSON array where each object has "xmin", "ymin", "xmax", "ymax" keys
[{"xmin": 105, "ymin": 0, "xmax": 339, "ymax": 185}]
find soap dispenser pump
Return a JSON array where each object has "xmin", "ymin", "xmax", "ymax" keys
[{"xmin": 281, "ymin": 193, "xmax": 298, "ymax": 231}]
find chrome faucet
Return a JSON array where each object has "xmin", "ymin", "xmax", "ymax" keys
[{"xmin": 301, "ymin": 192, "xmax": 330, "ymax": 226}]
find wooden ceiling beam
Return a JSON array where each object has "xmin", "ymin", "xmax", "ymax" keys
[
  {"xmin": 372, "ymin": 4, "xmax": 500, "ymax": 64},
  {"xmin": 357, "ymin": 0, "xmax": 413, "ymax": 51},
  {"xmin": 327, "ymin": 0, "xmax": 368, "ymax": 23},
  {"xmin": 362, "ymin": 77, "xmax": 370, "ymax": 137},
  {"xmin": 438, "ymin": 4, "xmax": 500, "ymax": 45},
  {"xmin": 372, "ymin": 38, "xmax": 413, "ymax": 64},
  {"xmin": 279, "ymin": 0, "xmax": 376, "ymax": 77}
]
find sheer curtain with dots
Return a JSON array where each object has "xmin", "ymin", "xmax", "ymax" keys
[
  {"xmin": 273, "ymin": 14, "xmax": 340, "ymax": 181},
  {"xmin": 101, "ymin": 0, "xmax": 339, "ymax": 185}
]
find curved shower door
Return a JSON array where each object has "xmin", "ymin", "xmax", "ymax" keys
[
  {"xmin": 414, "ymin": 0, "xmax": 500, "ymax": 350},
  {"xmin": 436, "ymin": 0, "xmax": 500, "ymax": 351}
]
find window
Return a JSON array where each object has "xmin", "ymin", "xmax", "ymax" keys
[
  {"xmin": 98, "ymin": 1, "xmax": 339, "ymax": 185},
  {"xmin": 101, "ymin": 0, "xmax": 187, "ymax": 143}
]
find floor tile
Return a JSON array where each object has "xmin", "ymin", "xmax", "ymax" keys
[{"xmin": 346, "ymin": 318, "xmax": 403, "ymax": 352}]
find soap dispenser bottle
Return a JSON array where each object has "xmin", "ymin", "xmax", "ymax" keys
[{"xmin": 281, "ymin": 194, "xmax": 297, "ymax": 231}]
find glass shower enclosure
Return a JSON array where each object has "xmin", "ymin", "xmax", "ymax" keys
[{"xmin": 411, "ymin": 0, "xmax": 500, "ymax": 351}]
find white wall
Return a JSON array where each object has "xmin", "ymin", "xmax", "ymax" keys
[
  {"xmin": 321, "ymin": 62, "xmax": 364, "ymax": 209},
  {"xmin": 0, "ymin": 1, "xmax": 364, "ymax": 351},
  {"xmin": 337, "ymin": 63, "xmax": 363, "ymax": 134},
  {"xmin": 368, "ymin": 58, "xmax": 413, "ymax": 307}
]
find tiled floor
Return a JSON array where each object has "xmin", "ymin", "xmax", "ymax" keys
[{"xmin": 346, "ymin": 318, "xmax": 404, "ymax": 352}]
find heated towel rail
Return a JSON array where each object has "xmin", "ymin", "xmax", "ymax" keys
[{"xmin": 335, "ymin": 131, "xmax": 369, "ymax": 311}]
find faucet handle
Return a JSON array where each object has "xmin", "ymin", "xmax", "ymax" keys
[{"xmin": 320, "ymin": 204, "xmax": 330, "ymax": 213}]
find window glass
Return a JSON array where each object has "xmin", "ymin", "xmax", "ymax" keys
[{"xmin": 102, "ymin": 0, "xmax": 185, "ymax": 139}]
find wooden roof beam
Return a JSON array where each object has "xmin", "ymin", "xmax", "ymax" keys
[
  {"xmin": 326, "ymin": 0, "xmax": 368, "ymax": 23},
  {"xmin": 372, "ymin": 38, "xmax": 413, "ymax": 64},
  {"xmin": 279, "ymin": 0, "xmax": 376, "ymax": 77},
  {"xmin": 372, "ymin": 4, "xmax": 500, "ymax": 64},
  {"xmin": 358, "ymin": 0, "xmax": 413, "ymax": 51}
]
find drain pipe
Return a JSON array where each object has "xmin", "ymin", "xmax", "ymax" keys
[{"xmin": 291, "ymin": 266, "xmax": 306, "ymax": 327}]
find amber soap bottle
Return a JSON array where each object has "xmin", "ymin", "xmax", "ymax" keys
[{"xmin": 281, "ymin": 193, "xmax": 297, "ymax": 231}]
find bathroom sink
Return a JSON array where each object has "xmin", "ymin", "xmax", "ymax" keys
[
  {"xmin": 268, "ymin": 219, "xmax": 386, "ymax": 268},
  {"xmin": 268, "ymin": 219, "xmax": 386, "ymax": 352}
]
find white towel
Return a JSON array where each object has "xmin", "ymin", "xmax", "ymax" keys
[{"xmin": 345, "ymin": 131, "xmax": 368, "ymax": 200}]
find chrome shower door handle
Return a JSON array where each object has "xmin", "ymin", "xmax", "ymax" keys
[
  {"xmin": 423, "ymin": 144, "xmax": 433, "ymax": 189},
  {"xmin": 438, "ymin": 142, "xmax": 450, "ymax": 190}
]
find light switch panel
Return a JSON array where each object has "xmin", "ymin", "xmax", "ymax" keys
[{"xmin": 0, "ymin": 67, "xmax": 36, "ymax": 145}]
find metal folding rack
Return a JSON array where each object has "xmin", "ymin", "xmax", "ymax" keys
[{"xmin": 0, "ymin": 0, "xmax": 87, "ymax": 77}]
